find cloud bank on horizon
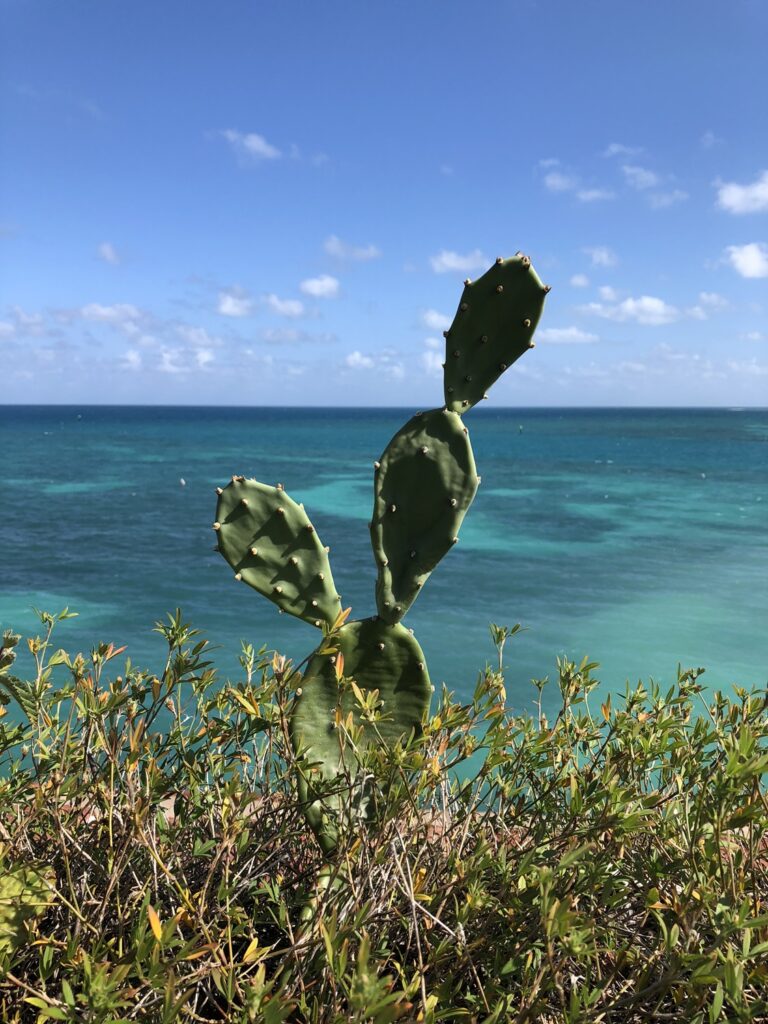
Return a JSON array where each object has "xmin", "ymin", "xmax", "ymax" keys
[{"xmin": 1, "ymin": 0, "xmax": 767, "ymax": 406}]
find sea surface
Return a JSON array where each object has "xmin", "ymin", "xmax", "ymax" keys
[{"xmin": 2, "ymin": 406, "xmax": 767, "ymax": 717}]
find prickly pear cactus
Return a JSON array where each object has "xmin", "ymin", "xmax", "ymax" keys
[{"xmin": 214, "ymin": 253, "xmax": 548, "ymax": 851}]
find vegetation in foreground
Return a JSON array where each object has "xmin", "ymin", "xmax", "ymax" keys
[{"xmin": 0, "ymin": 610, "xmax": 766, "ymax": 1023}]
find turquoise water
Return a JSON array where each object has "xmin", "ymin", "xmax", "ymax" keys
[{"xmin": 2, "ymin": 406, "xmax": 766, "ymax": 716}]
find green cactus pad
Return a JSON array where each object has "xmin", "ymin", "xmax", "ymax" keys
[
  {"xmin": 214, "ymin": 477, "xmax": 342, "ymax": 628},
  {"xmin": 290, "ymin": 617, "xmax": 431, "ymax": 852},
  {"xmin": 370, "ymin": 408, "xmax": 478, "ymax": 624},
  {"xmin": 443, "ymin": 253, "xmax": 549, "ymax": 413},
  {"xmin": 0, "ymin": 862, "xmax": 55, "ymax": 955}
]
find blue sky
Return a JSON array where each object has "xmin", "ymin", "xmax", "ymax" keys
[{"xmin": 2, "ymin": 0, "xmax": 767, "ymax": 406}]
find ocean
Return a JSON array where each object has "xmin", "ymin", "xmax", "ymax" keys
[{"xmin": 2, "ymin": 405, "xmax": 766, "ymax": 717}]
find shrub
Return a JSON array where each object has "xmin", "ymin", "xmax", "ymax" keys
[{"xmin": 0, "ymin": 609, "xmax": 766, "ymax": 1022}]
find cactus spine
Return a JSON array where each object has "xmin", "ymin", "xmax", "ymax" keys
[{"xmin": 214, "ymin": 254, "xmax": 548, "ymax": 850}]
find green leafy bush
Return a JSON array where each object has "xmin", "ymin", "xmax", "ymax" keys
[{"xmin": 0, "ymin": 610, "xmax": 766, "ymax": 1022}]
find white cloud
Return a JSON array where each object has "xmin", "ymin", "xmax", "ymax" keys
[
  {"xmin": 725, "ymin": 242, "xmax": 768, "ymax": 279},
  {"xmin": 603, "ymin": 143, "xmax": 643, "ymax": 158},
  {"xmin": 221, "ymin": 129, "xmax": 281, "ymax": 161},
  {"xmin": 195, "ymin": 348, "xmax": 214, "ymax": 369},
  {"xmin": 700, "ymin": 130, "xmax": 722, "ymax": 149},
  {"xmin": 570, "ymin": 273, "xmax": 590, "ymax": 288},
  {"xmin": 538, "ymin": 326, "xmax": 599, "ymax": 344},
  {"xmin": 430, "ymin": 248, "xmax": 488, "ymax": 274},
  {"xmin": 176, "ymin": 324, "xmax": 222, "ymax": 349},
  {"xmin": 421, "ymin": 309, "xmax": 451, "ymax": 331},
  {"xmin": 728, "ymin": 358, "xmax": 768, "ymax": 376},
  {"xmin": 422, "ymin": 349, "xmax": 444, "ymax": 375},
  {"xmin": 576, "ymin": 188, "xmax": 615, "ymax": 202},
  {"xmin": 583, "ymin": 246, "xmax": 618, "ymax": 267},
  {"xmin": 217, "ymin": 290, "xmax": 253, "ymax": 317},
  {"xmin": 345, "ymin": 350, "xmax": 374, "ymax": 369},
  {"xmin": 599, "ymin": 285, "xmax": 618, "ymax": 301},
  {"xmin": 744, "ymin": 331, "xmax": 765, "ymax": 342},
  {"xmin": 324, "ymin": 235, "xmax": 381, "ymax": 262},
  {"xmin": 581, "ymin": 295, "xmax": 680, "ymax": 325},
  {"xmin": 717, "ymin": 171, "xmax": 768, "ymax": 214},
  {"xmin": 622, "ymin": 164, "xmax": 659, "ymax": 190},
  {"xmin": 265, "ymin": 293, "xmax": 305, "ymax": 317},
  {"xmin": 122, "ymin": 349, "xmax": 141, "ymax": 370},
  {"xmin": 80, "ymin": 303, "xmax": 142, "ymax": 323},
  {"xmin": 97, "ymin": 241, "xmax": 120, "ymax": 265},
  {"xmin": 158, "ymin": 348, "xmax": 185, "ymax": 374},
  {"xmin": 544, "ymin": 171, "xmax": 577, "ymax": 192},
  {"xmin": 299, "ymin": 274, "xmax": 339, "ymax": 298},
  {"xmin": 699, "ymin": 291, "xmax": 728, "ymax": 309},
  {"xmin": 0, "ymin": 321, "xmax": 15, "ymax": 339},
  {"xmin": 648, "ymin": 189, "xmax": 689, "ymax": 209},
  {"xmin": 538, "ymin": 157, "xmax": 560, "ymax": 168}
]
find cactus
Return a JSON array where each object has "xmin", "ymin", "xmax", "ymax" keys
[
  {"xmin": 0, "ymin": 862, "xmax": 55, "ymax": 955},
  {"xmin": 214, "ymin": 253, "xmax": 548, "ymax": 850}
]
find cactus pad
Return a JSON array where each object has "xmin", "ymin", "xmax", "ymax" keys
[
  {"xmin": 443, "ymin": 254, "xmax": 549, "ymax": 413},
  {"xmin": 290, "ymin": 617, "xmax": 431, "ymax": 852},
  {"xmin": 0, "ymin": 862, "xmax": 55, "ymax": 955},
  {"xmin": 370, "ymin": 408, "xmax": 478, "ymax": 624},
  {"xmin": 214, "ymin": 477, "xmax": 342, "ymax": 628}
]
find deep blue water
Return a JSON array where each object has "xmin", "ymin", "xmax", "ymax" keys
[{"xmin": 2, "ymin": 406, "xmax": 766, "ymax": 716}]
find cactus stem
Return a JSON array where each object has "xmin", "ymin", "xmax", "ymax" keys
[{"xmin": 212, "ymin": 522, "xmax": 221, "ymax": 531}]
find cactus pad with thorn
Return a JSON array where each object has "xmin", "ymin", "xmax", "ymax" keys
[
  {"xmin": 214, "ymin": 478, "xmax": 342, "ymax": 628},
  {"xmin": 370, "ymin": 408, "xmax": 479, "ymax": 624},
  {"xmin": 443, "ymin": 254, "xmax": 548, "ymax": 413},
  {"xmin": 290, "ymin": 617, "xmax": 431, "ymax": 853}
]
